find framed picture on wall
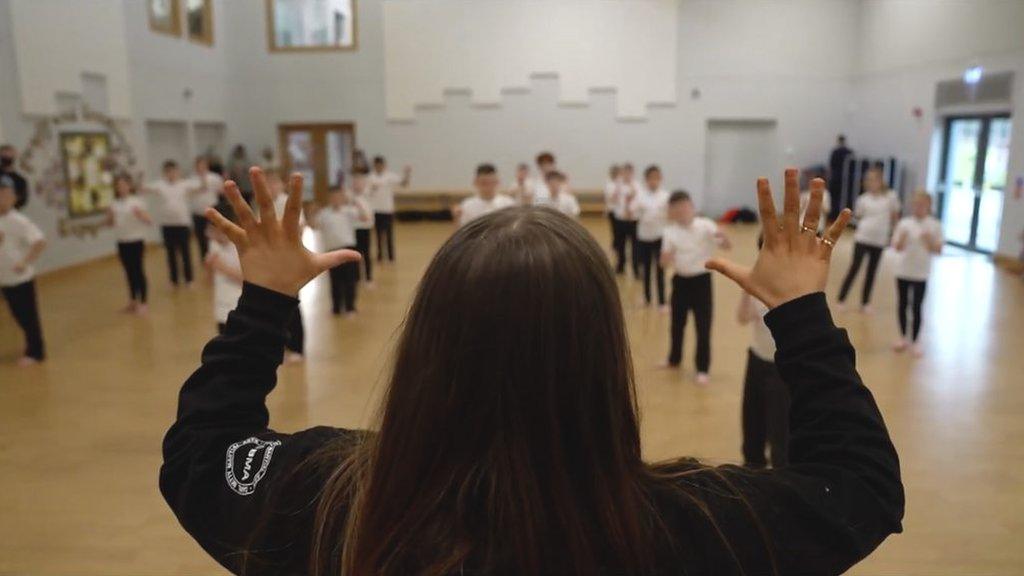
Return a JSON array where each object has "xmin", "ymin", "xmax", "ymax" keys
[
  {"xmin": 149, "ymin": 0, "xmax": 182, "ymax": 37},
  {"xmin": 187, "ymin": 0, "xmax": 214, "ymax": 46},
  {"xmin": 59, "ymin": 132, "xmax": 115, "ymax": 219}
]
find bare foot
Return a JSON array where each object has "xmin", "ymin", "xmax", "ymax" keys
[
  {"xmin": 658, "ymin": 304, "xmax": 670, "ymax": 315},
  {"xmin": 284, "ymin": 352, "xmax": 304, "ymax": 364},
  {"xmin": 119, "ymin": 302, "xmax": 136, "ymax": 314},
  {"xmin": 835, "ymin": 301, "xmax": 848, "ymax": 313},
  {"xmin": 695, "ymin": 372, "xmax": 710, "ymax": 386},
  {"xmin": 134, "ymin": 304, "xmax": 149, "ymax": 316},
  {"xmin": 657, "ymin": 360, "xmax": 680, "ymax": 370},
  {"xmin": 911, "ymin": 343, "xmax": 924, "ymax": 358},
  {"xmin": 892, "ymin": 338, "xmax": 909, "ymax": 352},
  {"xmin": 365, "ymin": 281, "xmax": 376, "ymax": 290},
  {"xmin": 16, "ymin": 356, "xmax": 40, "ymax": 367},
  {"xmin": 860, "ymin": 304, "xmax": 875, "ymax": 315}
]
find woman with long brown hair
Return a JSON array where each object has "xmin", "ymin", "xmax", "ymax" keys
[{"xmin": 161, "ymin": 167, "xmax": 903, "ymax": 575}]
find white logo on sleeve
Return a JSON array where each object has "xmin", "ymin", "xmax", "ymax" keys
[{"xmin": 225, "ymin": 437, "xmax": 282, "ymax": 496}]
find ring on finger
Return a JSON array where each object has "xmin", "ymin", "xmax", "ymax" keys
[
  {"xmin": 800, "ymin": 224, "xmax": 816, "ymax": 234},
  {"xmin": 821, "ymin": 236, "xmax": 835, "ymax": 247}
]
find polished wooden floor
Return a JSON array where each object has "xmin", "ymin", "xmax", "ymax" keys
[{"xmin": 1, "ymin": 218, "xmax": 1022, "ymax": 575}]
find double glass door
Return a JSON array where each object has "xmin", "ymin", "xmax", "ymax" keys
[
  {"xmin": 278, "ymin": 123, "xmax": 356, "ymax": 205},
  {"xmin": 938, "ymin": 115, "xmax": 1012, "ymax": 252}
]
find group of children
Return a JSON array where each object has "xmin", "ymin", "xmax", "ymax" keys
[{"xmin": 454, "ymin": 152, "xmax": 582, "ymax": 227}]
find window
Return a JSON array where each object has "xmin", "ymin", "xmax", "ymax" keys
[
  {"xmin": 266, "ymin": 0, "xmax": 357, "ymax": 52},
  {"xmin": 187, "ymin": 0, "xmax": 214, "ymax": 46},
  {"xmin": 148, "ymin": 0, "xmax": 182, "ymax": 37}
]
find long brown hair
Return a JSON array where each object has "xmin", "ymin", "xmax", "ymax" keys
[{"xmin": 300, "ymin": 207, "xmax": 764, "ymax": 575}]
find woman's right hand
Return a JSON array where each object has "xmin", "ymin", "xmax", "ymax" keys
[
  {"xmin": 706, "ymin": 169, "xmax": 851, "ymax": 309},
  {"xmin": 206, "ymin": 167, "xmax": 361, "ymax": 297}
]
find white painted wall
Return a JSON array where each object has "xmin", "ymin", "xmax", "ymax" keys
[
  {"xmin": 850, "ymin": 0, "xmax": 1024, "ymax": 259},
  {"xmin": 8, "ymin": 0, "xmax": 133, "ymax": 118},
  {"xmin": 382, "ymin": 0, "xmax": 678, "ymax": 119}
]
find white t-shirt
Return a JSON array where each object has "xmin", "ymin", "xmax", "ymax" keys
[
  {"xmin": 209, "ymin": 240, "xmax": 242, "ymax": 323},
  {"xmin": 660, "ymin": 217, "xmax": 719, "ymax": 277},
  {"xmin": 551, "ymin": 192, "xmax": 581, "ymax": 218},
  {"xmin": 458, "ymin": 193, "xmax": 516, "ymax": 226},
  {"xmin": 617, "ymin": 179, "xmax": 639, "ymax": 221},
  {"xmin": 0, "ymin": 210, "xmax": 45, "ymax": 286},
  {"xmin": 630, "ymin": 186, "xmax": 670, "ymax": 241},
  {"xmin": 893, "ymin": 216, "xmax": 943, "ymax": 281},
  {"xmin": 148, "ymin": 179, "xmax": 192, "ymax": 226},
  {"xmin": 316, "ymin": 205, "xmax": 360, "ymax": 249},
  {"xmin": 531, "ymin": 180, "xmax": 553, "ymax": 207},
  {"xmin": 186, "ymin": 172, "xmax": 224, "ymax": 215},
  {"xmin": 507, "ymin": 177, "xmax": 536, "ymax": 204},
  {"xmin": 110, "ymin": 196, "xmax": 149, "ymax": 242},
  {"xmin": 603, "ymin": 180, "xmax": 620, "ymax": 213},
  {"xmin": 799, "ymin": 189, "xmax": 832, "ymax": 230},
  {"xmin": 854, "ymin": 190, "xmax": 900, "ymax": 247},
  {"xmin": 367, "ymin": 171, "xmax": 403, "ymax": 214},
  {"xmin": 748, "ymin": 299, "xmax": 776, "ymax": 362},
  {"xmin": 351, "ymin": 195, "xmax": 373, "ymax": 230}
]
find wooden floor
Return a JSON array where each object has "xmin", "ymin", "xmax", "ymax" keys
[{"xmin": 1, "ymin": 218, "xmax": 1022, "ymax": 575}]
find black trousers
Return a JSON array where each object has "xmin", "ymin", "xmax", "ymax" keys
[
  {"xmin": 838, "ymin": 242, "xmax": 884, "ymax": 305},
  {"xmin": 328, "ymin": 257, "xmax": 359, "ymax": 314},
  {"xmin": 667, "ymin": 273, "xmax": 712, "ymax": 372},
  {"xmin": 192, "ymin": 214, "xmax": 210, "ymax": 260},
  {"xmin": 286, "ymin": 309, "xmax": 304, "ymax": 354},
  {"xmin": 742, "ymin": 350, "xmax": 789, "ymax": 469},
  {"xmin": 896, "ymin": 278, "xmax": 927, "ymax": 341},
  {"xmin": 637, "ymin": 238, "xmax": 666, "ymax": 305},
  {"xmin": 117, "ymin": 240, "xmax": 148, "ymax": 303},
  {"xmin": 2, "ymin": 280, "xmax": 45, "ymax": 360},
  {"xmin": 608, "ymin": 213, "xmax": 619, "ymax": 249},
  {"xmin": 618, "ymin": 220, "xmax": 640, "ymax": 278},
  {"xmin": 161, "ymin": 225, "xmax": 194, "ymax": 285},
  {"xmin": 374, "ymin": 212, "xmax": 395, "ymax": 262},
  {"xmin": 355, "ymin": 229, "xmax": 373, "ymax": 281}
]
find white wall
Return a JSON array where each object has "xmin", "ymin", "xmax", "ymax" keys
[
  {"xmin": 850, "ymin": 0, "xmax": 1024, "ymax": 259},
  {"xmin": 8, "ymin": 0, "xmax": 133, "ymax": 118},
  {"xmin": 224, "ymin": 0, "xmax": 858, "ymax": 211}
]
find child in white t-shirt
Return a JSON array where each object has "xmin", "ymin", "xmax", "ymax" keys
[
  {"xmin": 0, "ymin": 178, "xmax": 47, "ymax": 365},
  {"xmin": 349, "ymin": 169, "xmax": 375, "ymax": 286},
  {"xmin": 659, "ymin": 190, "xmax": 731, "ymax": 385},
  {"xmin": 143, "ymin": 160, "xmax": 195, "ymax": 287},
  {"xmin": 185, "ymin": 156, "xmax": 223, "ymax": 260},
  {"xmin": 737, "ymin": 285, "xmax": 788, "ymax": 469},
  {"xmin": 629, "ymin": 165, "xmax": 671, "ymax": 308},
  {"xmin": 367, "ymin": 156, "xmax": 411, "ymax": 263},
  {"xmin": 204, "ymin": 202, "xmax": 243, "ymax": 334},
  {"xmin": 545, "ymin": 171, "xmax": 580, "ymax": 219},
  {"xmin": 312, "ymin": 187, "xmax": 371, "ymax": 316},
  {"xmin": 891, "ymin": 191, "xmax": 943, "ymax": 356},
  {"xmin": 453, "ymin": 164, "xmax": 516, "ymax": 227},
  {"xmin": 107, "ymin": 174, "xmax": 153, "ymax": 314},
  {"xmin": 507, "ymin": 163, "xmax": 536, "ymax": 205},
  {"xmin": 837, "ymin": 167, "xmax": 900, "ymax": 313},
  {"xmin": 616, "ymin": 163, "xmax": 640, "ymax": 278}
]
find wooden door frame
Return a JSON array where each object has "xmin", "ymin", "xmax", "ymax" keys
[{"xmin": 278, "ymin": 122, "xmax": 357, "ymax": 205}]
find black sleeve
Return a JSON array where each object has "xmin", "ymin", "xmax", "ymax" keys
[
  {"xmin": 160, "ymin": 282, "xmax": 360, "ymax": 575},
  {"xmin": 705, "ymin": 293, "xmax": 904, "ymax": 575},
  {"xmin": 13, "ymin": 171, "xmax": 28, "ymax": 209}
]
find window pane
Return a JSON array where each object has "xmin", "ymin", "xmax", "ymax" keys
[
  {"xmin": 273, "ymin": 0, "xmax": 355, "ymax": 49},
  {"xmin": 976, "ymin": 118, "xmax": 1011, "ymax": 252},
  {"xmin": 187, "ymin": 0, "xmax": 211, "ymax": 42},
  {"xmin": 941, "ymin": 119, "xmax": 981, "ymax": 246}
]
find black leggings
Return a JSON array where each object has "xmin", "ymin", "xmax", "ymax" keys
[
  {"xmin": 192, "ymin": 214, "xmax": 210, "ymax": 260},
  {"xmin": 742, "ymin": 350, "xmax": 789, "ymax": 469},
  {"xmin": 286, "ymin": 310, "xmax": 304, "ymax": 354},
  {"xmin": 2, "ymin": 280, "xmax": 45, "ymax": 360},
  {"xmin": 667, "ymin": 273, "xmax": 712, "ymax": 372},
  {"xmin": 374, "ymin": 212, "xmax": 395, "ymax": 262},
  {"xmin": 838, "ymin": 242, "xmax": 884, "ymax": 305},
  {"xmin": 355, "ymin": 229, "xmax": 373, "ymax": 281},
  {"xmin": 613, "ymin": 219, "xmax": 640, "ymax": 278},
  {"xmin": 328, "ymin": 259, "xmax": 359, "ymax": 314},
  {"xmin": 636, "ymin": 238, "xmax": 665, "ymax": 305},
  {"xmin": 896, "ymin": 279, "xmax": 927, "ymax": 341},
  {"xmin": 117, "ymin": 240, "xmax": 148, "ymax": 303},
  {"xmin": 161, "ymin": 225, "xmax": 193, "ymax": 285}
]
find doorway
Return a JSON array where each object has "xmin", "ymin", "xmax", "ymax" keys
[
  {"xmin": 278, "ymin": 123, "xmax": 356, "ymax": 204},
  {"xmin": 704, "ymin": 119, "xmax": 779, "ymax": 218},
  {"xmin": 937, "ymin": 114, "xmax": 1012, "ymax": 253}
]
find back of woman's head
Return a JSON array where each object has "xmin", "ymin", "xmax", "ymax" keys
[{"xmin": 335, "ymin": 207, "xmax": 656, "ymax": 576}]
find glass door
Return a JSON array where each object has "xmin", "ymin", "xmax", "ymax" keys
[
  {"xmin": 278, "ymin": 123, "xmax": 357, "ymax": 204},
  {"xmin": 937, "ymin": 114, "xmax": 1012, "ymax": 252}
]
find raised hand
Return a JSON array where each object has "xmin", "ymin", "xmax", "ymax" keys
[
  {"xmin": 706, "ymin": 169, "xmax": 851, "ymax": 309},
  {"xmin": 206, "ymin": 167, "xmax": 361, "ymax": 297}
]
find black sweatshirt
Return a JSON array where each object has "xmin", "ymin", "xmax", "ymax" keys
[{"xmin": 160, "ymin": 283, "xmax": 904, "ymax": 575}]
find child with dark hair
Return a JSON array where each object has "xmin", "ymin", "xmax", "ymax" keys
[
  {"xmin": 660, "ymin": 190, "xmax": 731, "ymax": 385},
  {"xmin": 367, "ymin": 155, "xmax": 411, "ymax": 263},
  {"xmin": 546, "ymin": 171, "xmax": 580, "ymax": 218},
  {"xmin": 453, "ymin": 164, "xmax": 515, "ymax": 227},
  {"xmin": 0, "ymin": 177, "xmax": 47, "ymax": 365},
  {"xmin": 312, "ymin": 187, "xmax": 371, "ymax": 316},
  {"xmin": 143, "ymin": 160, "xmax": 194, "ymax": 287},
  {"xmin": 107, "ymin": 173, "xmax": 153, "ymax": 314},
  {"xmin": 629, "ymin": 165, "xmax": 670, "ymax": 308},
  {"xmin": 349, "ymin": 168, "xmax": 375, "ymax": 286},
  {"xmin": 891, "ymin": 191, "xmax": 943, "ymax": 356}
]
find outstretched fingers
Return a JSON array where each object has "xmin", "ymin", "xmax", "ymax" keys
[
  {"xmin": 250, "ymin": 167, "xmax": 277, "ymax": 229},
  {"xmin": 282, "ymin": 173, "xmax": 304, "ymax": 240},
  {"xmin": 820, "ymin": 208, "xmax": 852, "ymax": 260},
  {"xmin": 801, "ymin": 178, "xmax": 826, "ymax": 243},
  {"xmin": 782, "ymin": 168, "xmax": 801, "ymax": 242},
  {"xmin": 313, "ymin": 249, "xmax": 363, "ymax": 273},
  {"xmin": 223, "ymin": 180, "xmax": 258, "ymax": 232},
  {"xmin": 205, "ymin": 207, "xmax": 248, "ymax": 248}
]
